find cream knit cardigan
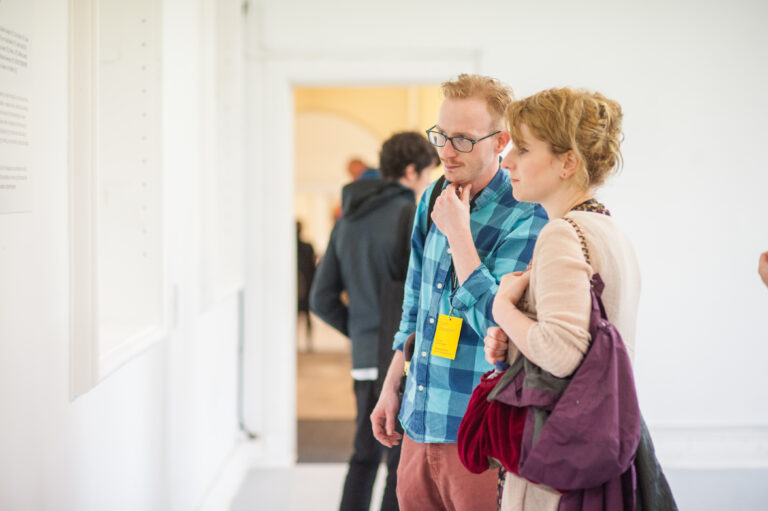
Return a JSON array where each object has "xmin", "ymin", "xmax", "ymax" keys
[{"xmin": 501, "ymin": 210, "xmax": 642, "ymax": 511}]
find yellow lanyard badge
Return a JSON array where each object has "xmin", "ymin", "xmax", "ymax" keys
[{"xmin": 431, "ymin": 310, "xmax": 463, "ymax": 360}]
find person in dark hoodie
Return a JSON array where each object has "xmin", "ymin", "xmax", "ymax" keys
[{"xmin": 310, "ymin": 132, "xmax": 438, "ymax": 511}]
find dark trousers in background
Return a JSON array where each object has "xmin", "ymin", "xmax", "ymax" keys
[{"xmin": 340, "ymin": 379, "xmax": 401, "ymax": 511}]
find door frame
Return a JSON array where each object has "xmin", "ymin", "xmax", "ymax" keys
[{"xmin": 243, "ymin": 50, "xmax": 481, "ymax": 465}]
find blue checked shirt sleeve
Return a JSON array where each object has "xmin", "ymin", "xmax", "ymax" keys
[
  {"xmin": 450, "ymin": 205, "xmax": 546, "ymax": 337},
  {"xmin": 392, "ymin": 191, "xmax": 428, "ymax": 351}
]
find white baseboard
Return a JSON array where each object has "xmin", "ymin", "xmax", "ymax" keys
[
  {"xmin": 197, "ymin": 436, "xmax": 265, "ymax": 511},
  {"xmin": 196, "ymin": 432, "xmax": 297, "ymax": 511},
  {"xmin": 650, "ymin": 424, "xmax": 768, "ymax": 469}
]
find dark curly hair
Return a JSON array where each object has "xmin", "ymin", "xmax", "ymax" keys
[{"xmin": 379, "ymin": 132, "xmax": 439, "ymax": 180}]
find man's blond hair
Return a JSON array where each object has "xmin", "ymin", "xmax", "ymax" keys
[{"xmin": 441, "ymin": 74, "xmax": 514, "ymax": 127}]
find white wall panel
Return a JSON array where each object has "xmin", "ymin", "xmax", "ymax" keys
[
  {"xmin": 69, "ymin": 0, "xmax": 167, "ymax": 397},
  {"xmin": 0, "ymin": 0, "xmax": 245, "ymax": 509}
]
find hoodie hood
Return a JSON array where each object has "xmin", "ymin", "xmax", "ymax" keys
[{"xmin": 341, "ymin": 179, "xmax": 414, "ymax": 220}]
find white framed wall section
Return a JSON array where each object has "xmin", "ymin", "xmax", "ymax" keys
[
  {"xmin": 200, "ymin": 0, "xmax": 246, "ymax": 310},
  {"xmin": 243, "ymin": 51, "xmax": 480, "ymax": 465},
  {"xmin": 69, "ymin": 0, "xmax": 168, "ymax": 399}
]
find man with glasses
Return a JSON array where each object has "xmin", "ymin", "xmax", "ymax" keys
[{"xmin": 371, "ymin": 74, "xmax": 547, "ymax": 511}]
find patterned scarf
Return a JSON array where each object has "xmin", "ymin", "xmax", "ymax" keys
[{"xmin": 570, "ymin": 198, "xmax": 611, "ymax": 216}]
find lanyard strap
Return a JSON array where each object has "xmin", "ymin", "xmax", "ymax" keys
[{"xmin": 447, "ymin": 194, "xmax": 477, "ymax": 293}]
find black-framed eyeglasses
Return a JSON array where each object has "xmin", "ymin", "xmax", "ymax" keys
[{"xmin": 425, "ymin": 125, "xmax": 501, "ymax": 153}]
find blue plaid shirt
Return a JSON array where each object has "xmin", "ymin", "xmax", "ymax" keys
[{"xmin": 393, "ymin": 168, "xmax": 547, "ymax": 443}]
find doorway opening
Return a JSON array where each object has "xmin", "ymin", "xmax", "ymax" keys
[{"xmin": 293, "ymin": 84, "xmax": 442, "ymax": 462}]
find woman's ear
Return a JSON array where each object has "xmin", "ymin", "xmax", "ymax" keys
[{"xmin": 560, "ymin": 150, "xmax": 580, "ymax": 179}]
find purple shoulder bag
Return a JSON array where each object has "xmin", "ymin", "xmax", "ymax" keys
[{"xmin": 492, "ymin": 217, "xmax": 642, "ymax": 491}]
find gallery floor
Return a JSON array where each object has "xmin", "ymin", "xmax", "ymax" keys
[{"xmin": 231, "ymin": 318, "xmax": 768, "ymax": 510}]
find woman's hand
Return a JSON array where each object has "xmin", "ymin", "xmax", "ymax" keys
[
  {"xmin": 430, "ymin": 183, "xmax": 472, "ymax": 241},
  {"xmin": 489, "ymin": 271, "xmax": 535, "ymax": 367},
  {"xmin": 484, "ymin": 326, "xmax": 510, "ymax": 364},
  {"xmin": 496, "ymin": 271, "xmax": 530, "ymax": 306},
  {"xmin": 492, "ymin": 271, "xmax": 530, "ymax": 333}
]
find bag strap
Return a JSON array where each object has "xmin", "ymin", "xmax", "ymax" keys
[
  {"xmin": 425, "ymin": 175, "xmax": 446, "ymax": 234},
  {"xmin": 562, "ymin": 217, "xmax": 591, "ymax": 267},
  {"xmin": 562, "ymin": 216, "xmax": 608, "ymax": 305}
]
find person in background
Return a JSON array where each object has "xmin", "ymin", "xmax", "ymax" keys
[
  {"xmin": 333, "ymin": 158, "xmax": 383, "ymax": 221},
  {"xmin": 759, "ymin": 251, "xmax": 768, "ymax": 287},
  {"xmin": 348, "ymin": 157, "xmax": 381, "ymax": 181},
  {"xmin": 296, "ymin": 221, "xmax": 316, "ymax": 351},
  {"xmin": 310, "ymin": 132, "xmax": 438, "ymax": 511},
  {"xmin": 484, "ymin": 87, "xmax": 642, "ymax": 509},
  {"xmin": 370, "ymin": 74, "xmax": 546, "ymax": 511}
]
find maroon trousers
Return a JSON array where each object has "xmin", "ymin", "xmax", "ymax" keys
[{"xmin": 396, "ymin": 434, "xmax": 498, "ymax": 511}]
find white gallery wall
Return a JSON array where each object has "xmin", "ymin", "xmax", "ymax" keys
[
  {"xmin": 0, "ymin": 0, "xmax": 246, "ymax": 510},
  {"xmin": 243, "ymin": 0, "xmax": 768, "ymax": 469},
  {"xmin": 0, "ymin": 0, "xmax": 766, "ymax": 509}
]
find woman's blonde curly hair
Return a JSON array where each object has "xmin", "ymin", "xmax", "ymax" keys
[{"xmin": 506, "ymin": 88, "xmax": 624, "ymax": 188}]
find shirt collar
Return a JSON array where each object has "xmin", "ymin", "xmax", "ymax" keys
[{"xmin": 470, "ymin": 167, "xmax": 510, "ymax": 211}]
